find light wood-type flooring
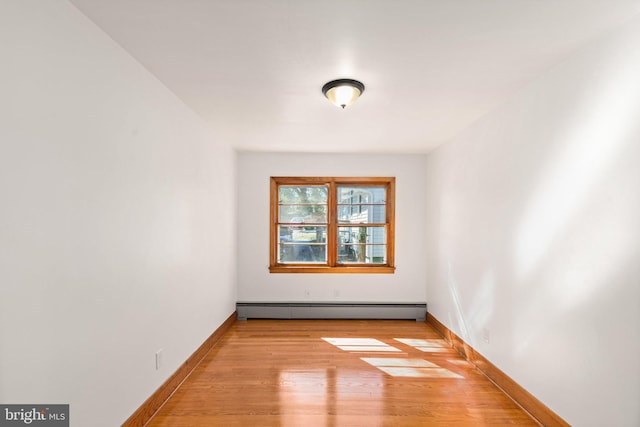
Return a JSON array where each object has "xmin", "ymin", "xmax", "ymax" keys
[{"xmin": 147, "ymin": 319, "xmax": 538, "ymax": 426}]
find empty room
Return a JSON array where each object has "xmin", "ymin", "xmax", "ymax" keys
[{"xmin": 1, "ymin": 1, "xmax": 639, "ymax": 426}]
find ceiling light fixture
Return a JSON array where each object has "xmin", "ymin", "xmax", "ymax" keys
[{"xmin": 322, "ymin": 79, "xmax": 365, "ymax": 109}]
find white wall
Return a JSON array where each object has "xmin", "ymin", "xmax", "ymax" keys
[
  {"xmin": 425, "ymin": 17, "xmax": 640, "ymax": 427},
  {"xmin": 237, "ymin": 152, "xmax": 427, "ymax": 303},
  {"xmin": 0, "ymin": 2, "xmax": 236, "ymax": 426}
]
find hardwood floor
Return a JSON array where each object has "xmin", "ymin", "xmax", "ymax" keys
[{"xmin": 146, "ymin": 320, "xmax": 538, "ymax": 426}]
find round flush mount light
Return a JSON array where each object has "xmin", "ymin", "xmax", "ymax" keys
[{"xmin": 322, "ymin": 79, "xmax": 365, "ymax": 109}]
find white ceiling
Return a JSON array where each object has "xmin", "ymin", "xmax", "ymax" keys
[{"xmin": 69, "ymin": 0, "xmax": 640, "ymax": 153}]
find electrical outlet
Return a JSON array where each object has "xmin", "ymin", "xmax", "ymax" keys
[
  {"xmin": 334, "ymin": 289, "xmax": 340, "ymax": 298},
  {"xmin": 304, "ymin": 289, "xmax": 311, "ymax": 298},
  {"xmin": 482, "ymin": 328, "xmax": 490, "ymax": 344},
  {"xmin": 155, "ymin": 349, "xmax": 163, "ymax": 370}
]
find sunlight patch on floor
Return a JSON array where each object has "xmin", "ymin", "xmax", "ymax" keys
[
  {"xmin": 361, "ymin": 357, "xmax": 463, "ymax": 378},
  {"xmin": 395, "ymin": 338, "xmax": 451, "ymax": 353},
  {"xmin": 323, "ymin": 338, "xmax": 402, "ymax": 353}
]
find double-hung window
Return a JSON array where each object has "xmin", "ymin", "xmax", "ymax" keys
[{"xmin": 270, "ymin": 177, "xmax": 395, "ymax": 273}]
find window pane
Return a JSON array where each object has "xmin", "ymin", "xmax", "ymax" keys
[
  {"xmin": 279, "ymin": 186, "xmax": 328, "ymax": 204},
  {"xmin": 337, "ymin": 205, "xmax": 385, "ymax": 224},
  {"xmin": 338, "ymin": 226, "xmax": 386, "ymax": 244},
  {"xmin": 337, "ymin": 226, "xmax": 387, "ymax": 264},
  {"xmin": 279, "ymin": 243, "xmax": 327, "ymax": 263},
  {"xmin": 280, "ymin": 225, "xmax": 327, "ymax": 243},
  {"xmin": 279, "ymin": 205, "xmax": 327, "ymax": 223},
  {"xmin": 279, "ymin": 226, "xmax": 327, "ymax": 263},
  {"xmin": 278, "ymin": 185, "xmax": 328, "ymax": 224},
  {"xmin": 337, "ymin": 244, "xmax": 387, "ymax": 264},
  {"xmin": 337, "ymin": 186, "xmax": 386, "ymax": 204}
]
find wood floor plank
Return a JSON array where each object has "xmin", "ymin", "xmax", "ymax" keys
[{"xmin": 146, "ymin": 320, "xmax": 539, "ymax": 426}]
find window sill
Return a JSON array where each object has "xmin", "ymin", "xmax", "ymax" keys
[{"xmin": 269, "ymin": 265, "xmax": 395, "ymax": 274}]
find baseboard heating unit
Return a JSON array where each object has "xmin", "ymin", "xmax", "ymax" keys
[{"xmin": 236, "ymin": 303, "xmax": 427, "ymax": 321}]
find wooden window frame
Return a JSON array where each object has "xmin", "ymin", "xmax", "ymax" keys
[{"xmin": 269, "ymin": 176, "xmax": 395, "ymax": 274}]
